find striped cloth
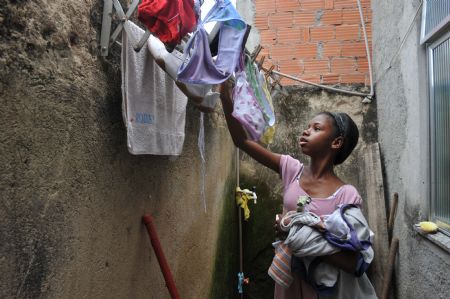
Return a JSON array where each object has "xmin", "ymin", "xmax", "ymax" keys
[{"xmin": 268, "ymin": 241, "xmax": 293, "ymax": 288}]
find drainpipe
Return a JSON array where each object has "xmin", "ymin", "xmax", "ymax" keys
[{"xmin": 143, "ymin": 215, "xmax": 181, "ymax": 299}]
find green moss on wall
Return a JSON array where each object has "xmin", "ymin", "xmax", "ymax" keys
[
  {"xmin": 208, "ymin": 171, "xmax": 240, "ymax": 299},
  {"xmin": 239, "ymin": 176, "xmax": 281, "ymax": 299}
]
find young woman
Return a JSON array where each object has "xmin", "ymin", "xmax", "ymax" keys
[{"xmin": 220, "ymin": 80, "xmax": 369, "ymax": 299}]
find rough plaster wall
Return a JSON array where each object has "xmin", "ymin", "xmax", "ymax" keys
[
  {"xmin": 237, "ymin": 0, "xmax": 259, "ymax": 52},
  {"xmin": 0, "ymin": 1, "xmax": 235, "ymax": 298},
  {"xmin": 373, "ymin": 0, "xmax": 450, "ymax": 298},
  {"xmin": 239, "ymin": 86, "xmax": 378, "ymax": 298}
]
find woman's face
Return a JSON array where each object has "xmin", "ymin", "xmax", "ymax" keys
[{"xmin": 298, "ymin": 114, "xmax": 337, "ymax": 156}]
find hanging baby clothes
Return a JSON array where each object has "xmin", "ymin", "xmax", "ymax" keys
[
  {"xmin": 232, "ymin": 53, "xmax": 266, "ymax": 141},
  {"xmin": 245, "ymin": 57, "xmax": 276, "ymax": 144},
  {"xmin": 257, "ymin": 69, "xmax": 276, "ymax": 144},
  {"xmin": 138, "ymin": 0, "xmax": 197, "ymax": 47},
  {"xmin": 177, "ymin": 0, "xmax": 247, "ymax": 84},
  {"xmin": 121, "ymin": 21, "xmax": 188, "ymax": 155}
]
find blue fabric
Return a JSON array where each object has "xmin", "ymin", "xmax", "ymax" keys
[
  {"xmin": 177, "ymin": 0, "xmax": 246, "ymax": 84},
  {"xmin": 324, "ymin": 204, "xmax": 372, "ymax": 252}
]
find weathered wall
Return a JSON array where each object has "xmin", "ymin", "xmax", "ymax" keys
[
  {"xmin": 372, "ymin": 0, "xmax": 450, "ymax": 298},
  {"xmin": 0, "ymin": 1, "xmax": 236, "ymax": 298},
  {"xmin": 254, "ymin": 0, "xmax": 372, "ymax": 85}
]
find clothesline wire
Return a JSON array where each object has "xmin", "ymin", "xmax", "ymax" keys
[
  {"xmin": 374, "ymin": 0, "xmax": 423, "ymax": 85},
  {"xmin": 263, "ymin": 68, "xmax": 372, "ymax": 98},
  {"xmin": 357, "ymin": 0, "xmax": 374, "ymax": 97}
]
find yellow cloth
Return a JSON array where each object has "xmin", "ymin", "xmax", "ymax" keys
[{"xmin": 236, "ymin": 187, "xmax": 255, "ymax": 220}]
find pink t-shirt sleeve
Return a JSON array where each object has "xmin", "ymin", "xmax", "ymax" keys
[
  {"xmin": 336, "ymin": 184, "xmax": 363, "ymax": 207},
  {"xmin": 279, "ymin": 155, "xmax": 302, "ymax": 190}
]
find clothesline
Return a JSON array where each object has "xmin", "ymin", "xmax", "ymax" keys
[{"xmin": 103, "ymin": 0, "xmax": 373, "ymax": 102}]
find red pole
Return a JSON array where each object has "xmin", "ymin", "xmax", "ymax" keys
[{"xmin": 142, "ymin": 214, "xmax": 181, "ymax": 299}]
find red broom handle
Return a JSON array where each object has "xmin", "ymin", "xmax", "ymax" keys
[{"xmin": 142, "ymin": 214, "xmax": 181, "ymax": 299}]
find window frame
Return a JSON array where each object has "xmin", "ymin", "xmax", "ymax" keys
[
  {"xmin": 421, "ymin": 0, "xmax": 450, "ymax": 45},
  {"xmin": 427, "ymin": 29, "xmax": 450, "ymax": 233}
]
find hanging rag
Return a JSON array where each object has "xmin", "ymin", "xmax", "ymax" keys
[
  {"xmin": 137, "ymin": 0, "xmax": 197, "ymax": 47},
  {"xmin": 121, "ymin": 21, "xmax": 188, "ymax": 155},
  {"xmin": 177, "ymin": 0, "xmax": 247, "ymax": 84},
  {"xmin": 231, "ymin": 53, "xmax": 267, "ymax": 141},
  {"xmin": 235, "ymin": 187, "xmax": 256, "ymax": 221}
]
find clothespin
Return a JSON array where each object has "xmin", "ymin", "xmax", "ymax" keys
[
  {"xmin": 265, "ymin": 65, "xmax": 275, "ymax": 80},
  {"xmin": 270, "ymin": 75, "xmax": 282, "ymax": 92},
  {"xmin": 257, "ymin": 55, "xmax": 265, "ymax": 69},
  {"xmin": 237, "ymin": 272, "xmax": 250, "ymax": 294},
  {"xmin": 251, "ymin": 45, "xmax": 262, "ymax": 63}
]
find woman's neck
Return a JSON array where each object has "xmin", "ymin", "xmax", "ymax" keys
[{"xmin": 307, "ymin": 157, "xmax": 335, "ymax": 179}]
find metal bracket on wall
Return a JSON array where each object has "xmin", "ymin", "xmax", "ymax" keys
[{"xmin": 100, "ymin": 0, "xmax": 140, "ymax": 56}]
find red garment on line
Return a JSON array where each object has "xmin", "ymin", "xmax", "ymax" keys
[{"xmin": 138, "ymin": 0, "xmax": 197, "ymax": 45}]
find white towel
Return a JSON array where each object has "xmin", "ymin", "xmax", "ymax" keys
[{"xmin": 121, "ymin": 21, "xmax": 188, "ymax": 155}]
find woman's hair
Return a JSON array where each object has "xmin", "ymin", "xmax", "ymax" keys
[{"xmin": 319, "ymin": 111, "xmax": 359, "ymax": 165}]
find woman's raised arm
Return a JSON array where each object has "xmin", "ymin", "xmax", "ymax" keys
[{"xmin": 220, "ymin": 80, "xmax": 281, "ymax": 173}]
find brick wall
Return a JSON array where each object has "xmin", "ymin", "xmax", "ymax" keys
[{"xmin": 254, "ymin": 0, "xmax": 372, "ymax": 85}]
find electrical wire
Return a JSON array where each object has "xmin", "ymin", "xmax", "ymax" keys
[{"xmin": 374, "ymin": 0, "xmax": 424, "ymax": 85}]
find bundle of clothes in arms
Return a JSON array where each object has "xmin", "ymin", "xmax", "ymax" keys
[
  {"xmin": 269, "ymin": 201, "xmax": 377, "ymax": 298},
  {"xmin": 121, "ymin": 0, "xmax": 276, "ymax": 155}
]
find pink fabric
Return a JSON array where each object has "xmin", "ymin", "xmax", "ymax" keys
[
  {"xmin": 274, "ymin": 154, "xmax": 362, "ymax": 299},
  {"xmin": 279, "ymin": 155, "xmax": 362, "ymax": 214},
  {"xmin": 231, "ymin": 67, "xmax": 266, "ymax": 141}
]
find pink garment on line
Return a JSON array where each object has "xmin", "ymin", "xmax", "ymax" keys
[{"xmin": 275, "ymin": 155, "xmax": 362, "ymax": 299}]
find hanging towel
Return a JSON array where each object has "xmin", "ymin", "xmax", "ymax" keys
[{"xmin": 121, "ymin": 21, "xmax": 188, "ymax": 155}]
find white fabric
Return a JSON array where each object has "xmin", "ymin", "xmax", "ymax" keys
[
  {"xmin": 121, "ymin": 21, "xmax": 187, "ymax": 155},
  {"xmin": 284, "ymin": 206, "xmax": 377, "ymax": 298},
  {"xmin": 147, "ymin": 34, "xmax": 220, "ymax": 110},
  {"xmin": 323, "ymin": 209, "xmax": 351, "ymax": 240}
]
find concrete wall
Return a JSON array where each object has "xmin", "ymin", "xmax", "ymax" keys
[
  {"xmin": 372, "ymin": 0, "xmax": 450, "ymax": 298},
  {"xmin": 0, "ymin": 1, "xmax": 236, "ymax": 298}
]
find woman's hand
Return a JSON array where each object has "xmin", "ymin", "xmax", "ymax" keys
[{"xmin": 274, "ymin": 214, "xmax": 288, "ymax": 240}]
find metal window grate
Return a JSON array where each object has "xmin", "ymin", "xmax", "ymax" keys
[
  {"xmin": 421, "ymin": 0, "xmax": 450, "ymax": 44},
  {"xmin": 430, "ymin": 34, "xmax": 450, "ymax": 227}
]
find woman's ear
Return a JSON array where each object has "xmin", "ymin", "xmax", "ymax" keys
[{"xmin": 331, "ymin": 136, "xmax": 344, "ymax": 149}]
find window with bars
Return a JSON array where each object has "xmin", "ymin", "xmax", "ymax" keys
[{"xmin": 425, "ymin": 1, "xmax": 450, "ymax": 231}]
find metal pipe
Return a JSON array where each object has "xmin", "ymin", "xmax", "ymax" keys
[
  {"xmin": 269, "ymin": 69, "xmax": 372, "ymax": 97},
  {"xmin": 142, "ymin": 215, "xmax": 181, "ymax": 299}
]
